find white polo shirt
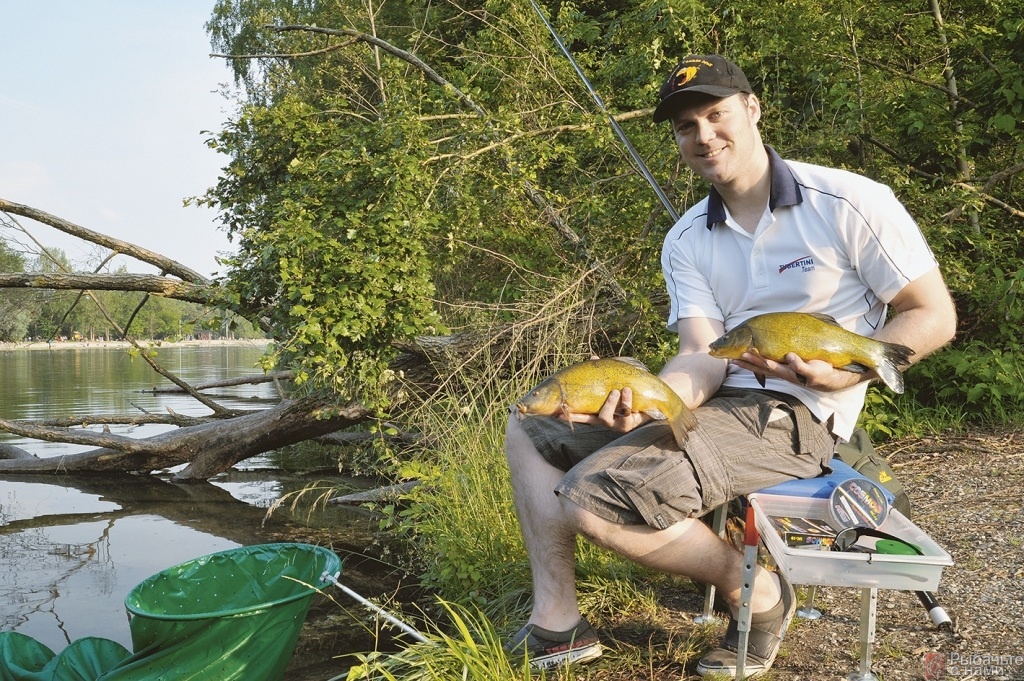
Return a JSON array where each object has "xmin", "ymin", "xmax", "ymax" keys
[{"xmin": 661, "ymin": 147, "xmax": 937, "ymax": 440}]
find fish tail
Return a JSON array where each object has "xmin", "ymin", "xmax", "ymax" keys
[
  {"xmin": 876, "ymin": 341, "xmax": 914, "ymax": 394},
  {"xmin": 666, "ymin": 403, "xmax": 699, "ymax": 449}
]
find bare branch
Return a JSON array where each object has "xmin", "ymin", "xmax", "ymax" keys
[
  {"xmin": 0, "ymin": 416, "xmax": 164, "ymax": 454},
  {"xmin": 0, "ymin": 199, "xmax": 210, "ymax": 284},
  {"xmin": 211, "ymin": 38, "xmax": 358, "ymax": 60},
  {"xmin": 264, "ymin": 23, "xmax": 487, "ymax": 117},
  {"xmin": 0, "ymin": 272, "xmax": 219, "ymax": 304},
  {"xmin": 854, "ymin": 56, "xmax": 981, "ymax": 111},
  {"xmin": 860, "ymin": 135, "xmax": 1024, "ymax": 220},
  {"xmin": 144, "ymin": 371, "xmax": 294, "ymax": 393},
  {"xmin": 24, "ymin": 414, "xmax": 211, "ymax": 428}
]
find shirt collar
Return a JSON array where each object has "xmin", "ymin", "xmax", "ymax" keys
[{"xmin": 705, "ymin": 146, "xmax": 802, "ymax": 228}]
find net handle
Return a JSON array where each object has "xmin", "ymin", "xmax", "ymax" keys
[{"xmin": 321, "ymin": 571, "xmax": 431, "ymax": 645}]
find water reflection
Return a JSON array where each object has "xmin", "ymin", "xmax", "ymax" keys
[
  {"xmin": 0, "ymin": 346, "xmax": 374, "ymax": 657},
  {"xmin": 0, "ymin": 343, "xmax": 277, "ymax": 457},
  {"xmin": 1, "ymin": 511, "xmax": 236, "ymax": 651},
  {"xmin": 0, "ymin": 471, "xmax": 378, "ymax": 654}
]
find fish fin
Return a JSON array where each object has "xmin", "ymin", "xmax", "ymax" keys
[
  {"xmin": 874, "ymin": 361, "xmax": 905, "ymax": 394},
  {"xmin": 608, "ymin": 356, "xmax": 651, "ymax": 373},
  {"xmin": 875, "ymin": 342, "xmax": 914, "ymax": 394},
  {"xmin": 663, "ymin": 404, "xmax": 699, "ymax": 449},
  {"xmin": 882, "ymin": 341, "xmax": 915, "ymax": 368},
  {"xmin": 841, "ymin": 363, "xmax": 869, "ymax": 374},
  {"xmin": 866, "ymin": 342, "xmax": 913, "ymax": 394},
  {"xmin": 807, "ymin": 312, "xmax": 842, "ymax": 327},
  {"xmin": 641, "ymin": 408, "xmax": 667, "ymax": 421},
  {"xmin": 756, "ymin": 373, "xmax": 766, "ymax": 388},
  {"xmin": 557, "ymin": 379, "xmax": 576, "ymax": 429},
  {"xmin": 559, "ymin": 403, "xmax": 577, "ymax": 431}
]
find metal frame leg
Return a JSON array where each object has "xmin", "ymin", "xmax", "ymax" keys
[
  {"xmin": 696, "ymin": 504, "xmax": 727, "ymax": 624},
  {"xmin": 846, "ymin": 587, "xmax": 880, "ymax": 681},
  {"xmin": 735, "ymin": 505, "xmax": 760, "ymax": 680},
  {"xmin": 797, "ymin": 585, "xmax": 822, "ymax": 620}
]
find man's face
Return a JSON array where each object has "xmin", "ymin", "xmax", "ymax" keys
[{"xmin": 670, "ymin": 93, "xmax": 762, "ymax": 187}]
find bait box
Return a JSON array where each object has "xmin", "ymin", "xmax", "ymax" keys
[{"xmin": 748, "ymin": 493, "xmax": 953, "ymax": 591}]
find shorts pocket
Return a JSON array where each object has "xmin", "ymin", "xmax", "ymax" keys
[{"xmin": 604, "ymin": 450, "xmax": 701, "ymax": 530}]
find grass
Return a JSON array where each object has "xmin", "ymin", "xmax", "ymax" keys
[{"xmin": 300, "ymin": 280, "xmax": 1007, "ymax": 679}]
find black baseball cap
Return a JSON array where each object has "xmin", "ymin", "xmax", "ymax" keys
[{"xmin": 653, "ymin": 55, "xmax": 753, "ymax": 123}]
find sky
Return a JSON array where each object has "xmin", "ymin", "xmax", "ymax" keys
[{"xmin": 1, "ymin": 2, "xmax": 237, "ymax": 278}]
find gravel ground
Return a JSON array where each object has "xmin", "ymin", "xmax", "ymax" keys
[{"xmin": 761, "ymin": 428, "xmax": 1024, "ymax": 680}]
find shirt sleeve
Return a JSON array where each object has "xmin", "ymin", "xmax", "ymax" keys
[
  {"xmin": 841, "ymin": 183, "xmax": 938, "ymax": 304},
  {"xmin": 661, "ymin": 211, "xmax": 725, "ymax": 330}
]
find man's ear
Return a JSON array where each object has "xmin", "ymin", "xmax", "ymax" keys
[{"xmin": 747, "ymin": 93, "xmax": 762, "ymax": 126}]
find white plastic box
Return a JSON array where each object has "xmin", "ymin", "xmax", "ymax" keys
[{"xmin": 748, "ymin": 492, "xmax": 953, "ymax": 591}]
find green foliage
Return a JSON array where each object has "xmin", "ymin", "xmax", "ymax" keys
[
  {"xmin": 910, "ymin": 343, "xmax": 1024, "ymax": 426},
  {"xmin": 0, "ymin": 240, "xmax": 29, "ymax": 341},
  {"xmin": 902, "ymin": 260, "xmax": 1024, "ymax": 427},
  {"xmin": 857, "ymin": 386, "xmax": 899, "ymax": 441},
  {"xmin": 201, "ymin": 0, "xmax": 1024, "ymax": 419},
  {"xmin": 206, "ymin": 91, "xmax": 446, "ymax": 403}
]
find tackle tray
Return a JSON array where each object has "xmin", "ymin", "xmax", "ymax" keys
[{"xmin": 748, "ymin": 492, "xmax": 953, "ymax": 591}]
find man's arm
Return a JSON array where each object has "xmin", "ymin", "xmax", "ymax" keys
[
  {"xmin": 738, "ymin": 267, "xmax": 957, "ymax": 392},
  {"xmin": 659, "ymin": 315, "xmax": 729, "ymax": 409}
]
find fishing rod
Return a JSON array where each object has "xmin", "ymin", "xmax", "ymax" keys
[{"xmin": 529, "ymin": 0, "xmax": 679, "ymax": 223}]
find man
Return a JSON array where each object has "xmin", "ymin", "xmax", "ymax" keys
[{"xmin": 504, "ymin": 54, "xmax": 956, "ymax": 677}]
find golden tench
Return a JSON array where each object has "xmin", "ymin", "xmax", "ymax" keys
[
  {"xmin": 515, "ymin": 357, "xmax": 698, "ymax": 448},
  {"xmin": 707, "ymin": 312, "xmax": 915, "ymax": 393}
]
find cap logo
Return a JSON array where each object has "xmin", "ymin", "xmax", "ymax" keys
[{"xmin": 674, "ymin": 65, "xmax": 700, "ymax": 88}]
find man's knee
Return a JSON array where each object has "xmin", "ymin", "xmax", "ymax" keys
[{"xmin": 505, "ymin": 413, "xmax": 533, "ymax": 461}]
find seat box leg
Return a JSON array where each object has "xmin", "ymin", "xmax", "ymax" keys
[
  {"xmin": 846, "ymin": 587, "xmax": 880, "ymax": 681},
  {"xmin": 797, "ymin": 585, "xmax": 822, "ymax": 620},
  {"xmin": 696, "ymin": 504, "xmax": 728, "ymax": 624}
]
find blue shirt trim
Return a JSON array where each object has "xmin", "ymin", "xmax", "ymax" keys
[{"xmin": 706, "ymin": 146, "xmax": 803, "ymax": 228}]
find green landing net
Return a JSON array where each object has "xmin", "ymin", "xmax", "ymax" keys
[{"xmin": 0, "ymin": 543, "xmax": 340, "ymax": 681}]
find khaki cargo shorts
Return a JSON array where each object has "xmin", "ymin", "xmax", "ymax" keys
[{"xmin": 517, "ymin": 388, "xmax": 835, "ymax": 530}]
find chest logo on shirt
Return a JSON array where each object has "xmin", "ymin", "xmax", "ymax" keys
[{"xmin": 779, "ymin": 255, "xmax": 815, "ymax": 274}]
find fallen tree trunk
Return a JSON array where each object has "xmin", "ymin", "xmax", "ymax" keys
[
  {"xmin": 0, "ymin": 394, "xmax": 371, "ymax": 480},
  {"xmin": 0, "ymin": 199, "xmax": 209, "ymax": 284},
  {"xmin": 0, "ymin": 272, "xmax": 219, "ymax": 304},
  {"xmin": 0, "ymin": 196, "xmax": 567, "ymax": 481}
]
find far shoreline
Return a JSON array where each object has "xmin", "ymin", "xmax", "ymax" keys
[{"xmin": 0, "ymin": 338, "xmax": 273, "ymax": 352}]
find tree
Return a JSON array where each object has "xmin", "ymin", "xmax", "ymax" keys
[{"xmin": 0, "ymin": 240, "xmax": 29, "ymax": 341}]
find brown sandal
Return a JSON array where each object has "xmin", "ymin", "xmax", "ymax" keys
[{"xmin": 696, "ymin": 572, "xmax": 796, "ymax": 677}]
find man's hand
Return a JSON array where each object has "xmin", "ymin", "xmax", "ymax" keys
[
  {"xmin": 732, "ymin": 352, "xmax": 866, "ymax": 392},
  {"xmin": 563, "ymin": 387, "xmax": 651, "ymax": 432}
]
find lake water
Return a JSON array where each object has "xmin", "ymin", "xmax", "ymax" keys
[{"xmin": 0, "ymin": 343, "xmax": 374, "ymax": 656}]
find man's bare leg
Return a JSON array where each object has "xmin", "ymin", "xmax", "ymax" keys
[
  {"xmin": 505, "ymin": 414, "xmax": 585, "ymax": 631},
  {"xmin": 504, "ymin": 415, "xmax": 782, "ymax": 631}
]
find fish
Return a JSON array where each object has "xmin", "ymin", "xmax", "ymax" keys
[
  {"xmin": 707, "ymin": 312, "xmax": 915, "ymax": 393},
  {"xmin": 515, "ymin": 357, "xmax": 698, "ymax": 448}
]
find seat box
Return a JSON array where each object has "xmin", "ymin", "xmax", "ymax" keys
[{"xmin": 748, "ymin": 492, "xmax": 953, "ymax": 591}]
